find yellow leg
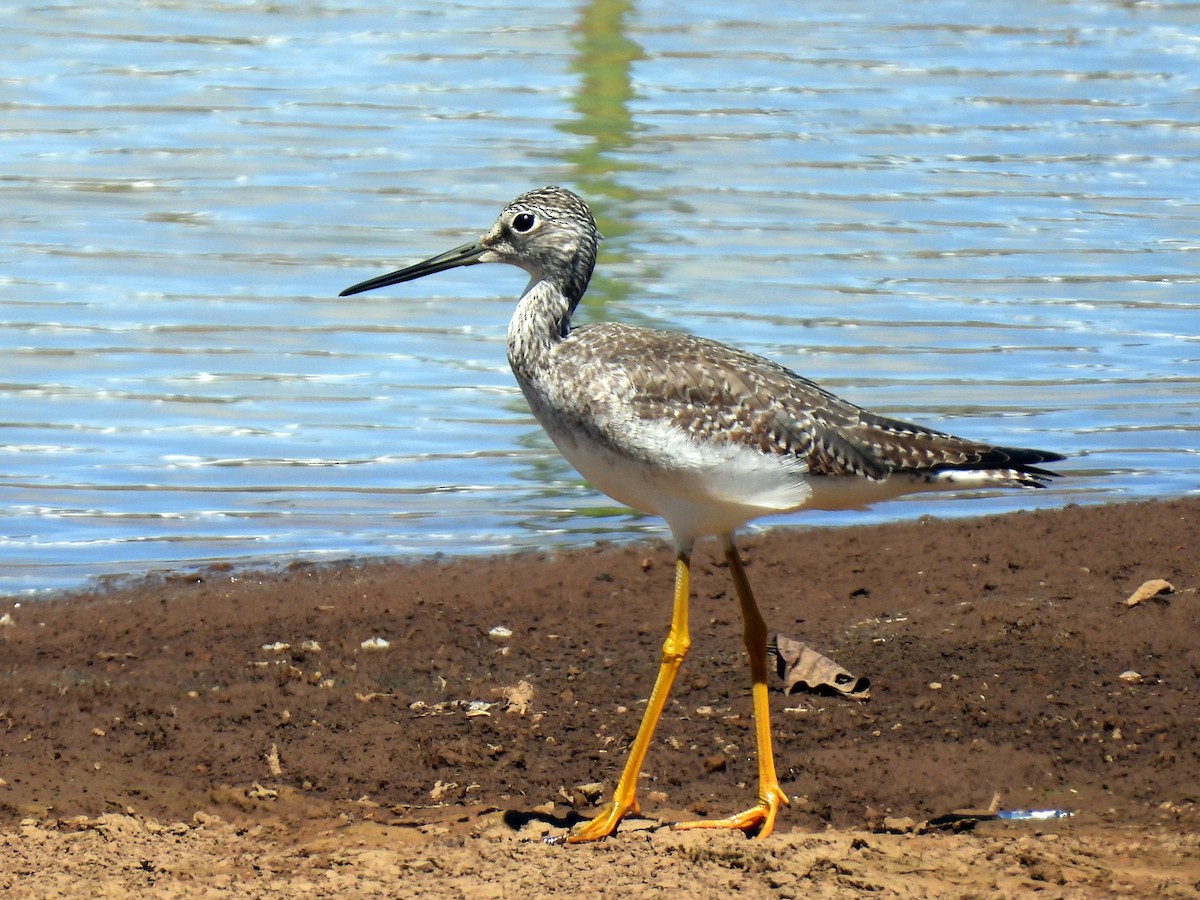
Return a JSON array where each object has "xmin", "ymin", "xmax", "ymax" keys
[
  {"xmin": 568, "ymin": 550, "xmax": 693, "ymax": 843},
  {"xmin": 675, "ymin": 541, "xmax": 788, "ymax": 838}
]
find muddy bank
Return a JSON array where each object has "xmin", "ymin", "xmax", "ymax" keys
[{"xmin": 1, "ymin": 497, "xmax": 1198, "ymax": 896}]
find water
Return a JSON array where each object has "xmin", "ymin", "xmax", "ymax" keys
[{"xmin": 2, "ymin": 0, "xmax": 1197, "ymax": 595}]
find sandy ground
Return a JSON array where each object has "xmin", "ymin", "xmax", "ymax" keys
[{"xmin": 1, "ymin": 497, "xmax": 1198, "ymax": 897}]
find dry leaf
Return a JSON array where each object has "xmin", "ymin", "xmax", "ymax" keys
[
  {"xmin": 770, "ymin": 633, "xmax": 870, "ymax": 700},
  {"xmin": 1125, "ymin": 579, "xmax": 1174, "ymax": 607}
]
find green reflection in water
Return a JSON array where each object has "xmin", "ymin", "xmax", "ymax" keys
[
  {"xmin": 559, "ymin": 0, "xmax": 646, "ymax": 314},
  {"xmin": 511, "ymin": 0, "xmax": 662, "ymax": 523}
]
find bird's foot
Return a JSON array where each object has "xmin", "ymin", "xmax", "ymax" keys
[
  {"xmin": 566, "ymin": 796, "xmax": 641, "ymax": 844},
  {"xmin": 672, "ymin": 785, "xmax": 788, "ymax": 839}
]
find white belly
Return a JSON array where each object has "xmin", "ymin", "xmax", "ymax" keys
[{"xmin": 543, "ymin": 416, "xmax": 814, "ymax": 546}]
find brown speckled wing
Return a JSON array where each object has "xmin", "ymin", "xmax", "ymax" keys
[{"xmin": 562, "ymin": 323, "xmax": 1062, "ymax": 485}]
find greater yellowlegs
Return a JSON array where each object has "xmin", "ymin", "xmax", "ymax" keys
[{"xmin": 340, "ymin": 185, "xmax": 1063, "ymax": 843}]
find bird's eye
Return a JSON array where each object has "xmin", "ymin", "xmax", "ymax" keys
[{"xmin": 512, "ymin": 212, "xmax": 537, "ymax": 233}]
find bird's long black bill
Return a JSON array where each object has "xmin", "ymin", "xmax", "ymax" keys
[{"xmin": 339, "ymin": 240, "xmax": 486, "ymax": 297}]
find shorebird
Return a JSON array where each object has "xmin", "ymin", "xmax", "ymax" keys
[{"xmin": 340, "ymin": 185, "xmax": 1063, "ymax": 843}]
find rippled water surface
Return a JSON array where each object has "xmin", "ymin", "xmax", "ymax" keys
[{"xmin": 3, "ymin": 0, "xmax": 1198, "ymax": 594}]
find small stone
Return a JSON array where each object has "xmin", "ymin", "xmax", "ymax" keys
[
  {"xmin": 702, "ymin": 754, "xmax": 726, "ymax": 774},
  {"xmin": 576, "ymin": 782, "xmax": 605, "ymax": 804}
]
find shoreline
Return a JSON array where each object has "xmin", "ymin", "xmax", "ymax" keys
[{"xmin": 2, "ymin": 491, "xmax": 1123, "ymax": 604}]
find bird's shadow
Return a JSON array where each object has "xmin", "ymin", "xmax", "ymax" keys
[
  {"xmin": 501, "ymin": 807, "xmax": 588, "ymax": 833},
  {"xmin": 499, "ymin": 807, "xmax": 763, "ymax": 844},
  {"xmin": 500, "ymin": 807, "xmax": 674, "ymax": 844}
]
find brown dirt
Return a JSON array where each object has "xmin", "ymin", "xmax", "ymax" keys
[{"xmin": 1, "ymin": 497, "xmax": 1198, "ymax": 897}]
